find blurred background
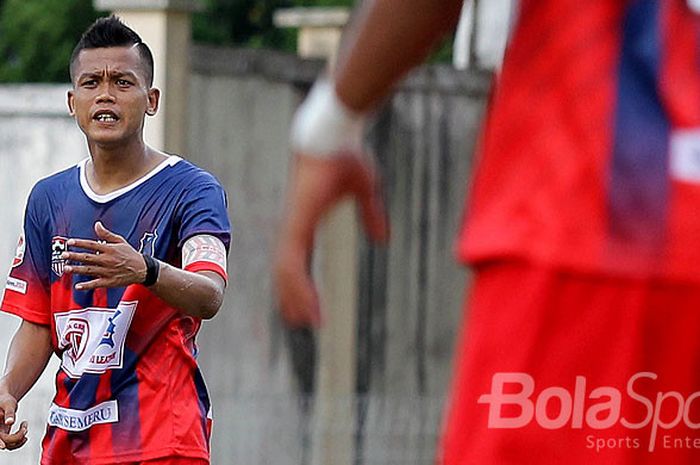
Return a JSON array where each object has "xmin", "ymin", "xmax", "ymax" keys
[{"xmin": 0, "ymin": 0, "xmax": 510, "ymax": 463}]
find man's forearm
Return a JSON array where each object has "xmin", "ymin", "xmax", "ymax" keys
[
  {"xmin": 149, "ymin": 264, "xmax": 225, "ymax": 320},
  {"xmin": 0, "ymin": 321, "xmax": 52, "ymax": 401},
  {"xmin": 334, "ymin": 0, "xmax": 465, "ymax": 112}
]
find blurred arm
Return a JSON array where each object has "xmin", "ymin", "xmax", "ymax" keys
[
  {"xmin": 334, "ymin": 0, "xmax": 465, "ymax": 111},
  {"xmin": 276, "ymin": 0, "xmax": 465, "ymax": 327}
]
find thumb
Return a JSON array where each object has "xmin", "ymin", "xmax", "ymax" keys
[
  {"xmin": 1, "ymin": 399, "xmax": 16, "ymax": 426},
  {"xmin": 94, "ymin": 221, "xmax": 122, "ymax": 243}
]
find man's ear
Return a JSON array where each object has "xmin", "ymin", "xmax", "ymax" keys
[
  {"xmin": 67, "ymin": 90, "xmax": 75, "ymax": 116},
  {"xmin": 146, "ymin": 88, "xmax": 160, "ymax": 116}
]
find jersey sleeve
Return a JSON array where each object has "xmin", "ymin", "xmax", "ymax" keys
[
  {"xmin": 176, "ymin": 178, "xmax": 231, "ymax": 280},
  {"xmin": 2, "ymin": 188, "xmax": 51, "ymax": 325}
]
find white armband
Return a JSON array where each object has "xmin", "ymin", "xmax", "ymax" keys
[
  {"xmin": 290, "ymin": 78, "xmax": 367, "ymax": 158},
  {"xmin": 182, "ymin": 234, "xmax": 227, "ymax": 279}
]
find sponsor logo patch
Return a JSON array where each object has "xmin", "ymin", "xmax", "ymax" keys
[
  {"xmin": 48, "ymin": 400, "xmax": 119, "ymax": 432},
  {"xmin": 5, "ymin": 276, "xmax": 27, "ymax": 295},
  {"xmin": 54, "ymin": 301, "xmax": 137, "ymax": 378},
  {"xmin": 138, "ymin": 231, "xmax": 158, "ymax": 256}
]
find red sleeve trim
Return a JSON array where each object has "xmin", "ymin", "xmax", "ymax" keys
[
  {"xmin": 184, "ymin": 261, "xmax": 228, "ymax": 284},
  {"xmin": 1, "ymin": 302, "xmax": 51, "ymax": 326}
]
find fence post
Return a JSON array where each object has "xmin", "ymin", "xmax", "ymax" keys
[
  {"xmin": 93, "ymin": 0, "xmax": 202, "ymax": 155},
  {"xmin": 453, "ymin": 0, "xmax": 513, "ymax": 70},
  {"xmin": 275, "ymin": 8, "xmax": 358, "ymax": 465}
]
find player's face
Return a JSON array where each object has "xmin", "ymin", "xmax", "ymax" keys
[{"xmin": 67, "ymin": 46, "xmax": 159, "ymax": 148}]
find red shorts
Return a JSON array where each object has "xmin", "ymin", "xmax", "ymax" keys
[
  {"xmin": 440, "ymin": 262, "xmax": 700, "ymax": 465},
  {"xmin": 124, "ymin": 459, "xmax": 208, "ymax": 465},
  {"xmin": 43, "ymin": 456, "xmax": 208, "ymax": 465}
]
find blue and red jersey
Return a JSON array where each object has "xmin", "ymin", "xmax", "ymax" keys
[
  {"xmin": 1, "ymin": 155, "xmax": 230, "ymax": 464},
  {"xmin": 458, "ymin": 0, "xmax": 700, "ymax": 281}
]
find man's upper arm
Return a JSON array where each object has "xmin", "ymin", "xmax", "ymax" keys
[
  {"xmin": 176, "ymin": 177, "xmax": 231, "ymax": 282},
  {"xmin": 2, "ymin": 188, "xmax": 51, "ymax": 326}
]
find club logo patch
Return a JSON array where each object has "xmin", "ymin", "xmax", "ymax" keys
[
  {"xmin": 138, "ymin": 231, "xmax": 158, "ymax": 256},
  {"xmin": 54, "ymin": 301, "xmax": 138, "ymax": 378},
  {"xmin": 51, "ymin": 236, "xmax": 68, "ymax": 277},
  {"xmin": 63, "ymin": 318, "xmax": 90, "ymax": 363},
  {"xmin": 12, "ymin": 233, "xmax": 25, "ymax": 268}
]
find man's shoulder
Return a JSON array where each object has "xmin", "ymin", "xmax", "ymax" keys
[
  {"xmin": 169, "ymin": 157, "xmax": 225, "ymax": 189},
  {"xmin": 29, "ymin": 163, "xmax": 80, "ymax": 202}
]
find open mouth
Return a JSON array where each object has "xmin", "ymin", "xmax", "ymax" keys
[{"xmin": 92, "ymin": 110, "xmax": 120, "ymax": 123}]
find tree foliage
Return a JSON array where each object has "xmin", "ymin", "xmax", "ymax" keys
[
  {"xmin": 192, "ymin": 0, "xmax": 355, "ymax": 51},
  {"xmin": 0, "ymin": 0, "xmax": 99, "ymax": 82},
  {"xmin": 0, "ymin": 0, "xmax": 356, "ymax": 83}
]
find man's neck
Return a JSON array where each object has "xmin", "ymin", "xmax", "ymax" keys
[{"xmin": 86, "ymin": 139, "xmax": 168, "ymax": 195}]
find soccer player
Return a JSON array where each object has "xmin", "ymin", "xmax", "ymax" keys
[
  {"xmin": 275, "ymin": 0, "xmax": 700, "ymax": 463},
  {"xmin": 0, "ymin": 16, "xmax": 230, "ymax": 465}
]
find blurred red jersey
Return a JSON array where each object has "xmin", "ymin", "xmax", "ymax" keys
[{"xmin": 458, "ymin": 0, "xmax": 700, "ymax": 281}]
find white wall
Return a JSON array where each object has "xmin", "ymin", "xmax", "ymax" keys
[{"xmin": 0, "ymin": 85, "xmax": 88, "ymax": 464}]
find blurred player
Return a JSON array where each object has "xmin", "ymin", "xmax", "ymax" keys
[
  {"xmin": 0, "ymin": 16, "xmax": 230, "ymax": 465},
  {"xmin": 275, "ymin": 0, "xmax": 700, "ymax": 463}
]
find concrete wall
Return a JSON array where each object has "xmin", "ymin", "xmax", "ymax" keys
[
  {"xmin": 187, "ymin": 47, "xmax": 318, "ymax": 464},
  {"xmin": 0, "ymin": 85, "xmax": 88, "ymax": 465}
]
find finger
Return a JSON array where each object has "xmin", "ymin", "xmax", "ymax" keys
[
  {"xmin": 66, "ymin": 238, "xmax": 107, "ymax": 252},
  {"xmin": 65, "ymin": 265, "xmax": 109, "ymax": 278},
  {"xmin": 319, "ymin": 153, "xmax": 388, "ymax": 242},
  {"xmin": 62, "ymin": 251, "xmax": 102, "ymax": 265},
  {"xmin": 0, "ymin": 421, "xmax": 27, "ymax": 448},
  {"xmin": 278, "ymin": 275, "xmax": 321, "ymax": 328},
  {"xmin": 355, "ymin": 166, "xmax": 389, "ymax": 243},
  {"xmin": 1, "ymin": 401, "xmax": 16, "ymax": 427},
  {"xmin": 6, "ymin": 435, "xmax": 27, "ymax": 451},
  {"xmin": 75, "ymin": 278, "xmax": 108, "ymax": 291},
  {"xmin": 95, "ymin": 221, "xmax": 125, "ymax": 243},
  {"xmin": 274, "ymin": 248, "xmax": 321, "ymax": 328}
]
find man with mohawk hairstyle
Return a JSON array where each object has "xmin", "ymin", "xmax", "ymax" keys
[{"xmin": 0, "ymin": 16, "xmax": 230, "ymax": 465}]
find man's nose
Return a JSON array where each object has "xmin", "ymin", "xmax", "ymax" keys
[{"xmin": 95, "ymin": 82, "xmax": 116, "ymax": 103}]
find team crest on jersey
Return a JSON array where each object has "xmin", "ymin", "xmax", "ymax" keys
[
  {"xmin": 54, "ymin": 301, "xmax": 138, "ymax": 378},
  {"xmin": 63, "ymin": 318, "xmax": 90, "ymax": 363},
  {"xmin": 138, "ymin": 231, "xmax": 158, "ymax": 256},
  {"xmin": 51, "ymin": 236, "xmax": 68, "ymax": 277}
]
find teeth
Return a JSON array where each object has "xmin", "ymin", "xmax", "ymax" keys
[{"xmin": 96, "ymin": 114, "xmax": 117, "ymax": 122}]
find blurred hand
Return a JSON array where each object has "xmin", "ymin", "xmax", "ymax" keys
[
  {"xmin": 63, "ymin": 221, "xmax": 147, "ymax": 290},
  {"xmin": 274, "ymin": 153, "xmax": 388, "ymax": 328},
  {"xmin": 0, "ymin": 392, "xmax": 28, "ymax": 451}
]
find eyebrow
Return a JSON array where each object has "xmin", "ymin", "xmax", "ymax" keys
[{"xmin": 77, "ymin": 70, "xmax": 140, "ymax": 81}]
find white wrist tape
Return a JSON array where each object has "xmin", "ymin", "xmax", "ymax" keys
[
  {"xmin": 690, "ymin": 0, "xmax": 700, "ymax": 13},
  {"xmin": 290, "ymin": 78, "xmax": 366, "ymax": 157}
]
